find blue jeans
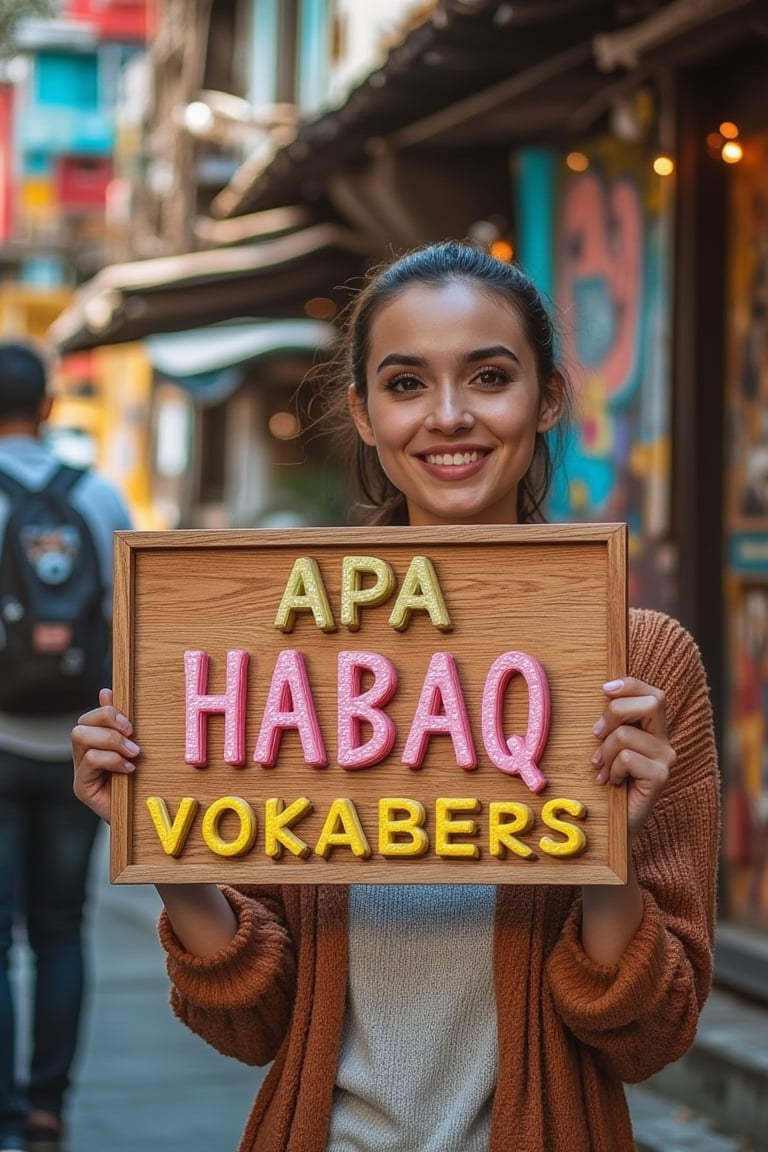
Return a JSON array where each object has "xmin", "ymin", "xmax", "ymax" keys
[{"xmin": 0, "ymin": 746, "xmax": 99, "ymax": 1143}]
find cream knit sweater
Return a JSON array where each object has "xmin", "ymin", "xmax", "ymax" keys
[{"xmin": 159, "ymin": 609, "xmax": 720, "ymax": 1152}]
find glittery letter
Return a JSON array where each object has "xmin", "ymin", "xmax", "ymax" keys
[
  {"xmin": 274, "ymin": 557, "xmax": 336, "ymax": 633},
  {"xmin": 378, "ymin": 797, "xmax": 429, "ymax": 857},
  {"xmin": 539, "ymin": 798, "xmax": 587, "ymax": 857},
  {"xmin": 435, "ymin": 798, "xmax": 480, "ymax": 859},
  {"xmin": 253, "ymin": 649, "xmax": 327, "ymax": 766},
  {"xmin": 314, "ymin": 798, "xmax": 372, "ymax": 859},
  {"xmin": 201, "ymin": 796, "xmax": 257, "ymax": 857},
  {"xmin": 337, "ymin": 650, "xmax": 397, "ymax": 768},
  {"xmin": 388, "ymin": 556, "xmax": 452, "ymax": 632},
  {"xmin": 145, "ymin": 796, "xmax": 199, "ymax": 857},
  {"xmin": 488, "ymin": 801, "xmax": 535, "ymax": 859},
  {"xmin": 401, "ymin": 652, "xmax": 476, "ymax": 769},
  {"xmin": 264, "ymin": 796, "xmax": 313, "ymax": 859},
  {"xmin": 184, "ymin": 649, "xmax": 249, "ymax": 766},
  {"xmin": 481, "ymin": 652, "xmax": 551, "ymax": 793},
  {"xmin": 340, "ymin": 556, "xmax": 396, "ymax": 630}
]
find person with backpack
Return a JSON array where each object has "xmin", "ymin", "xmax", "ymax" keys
[{"xmin": 0, "ymin": 340, "xmax": 131, "ymax": 1152}]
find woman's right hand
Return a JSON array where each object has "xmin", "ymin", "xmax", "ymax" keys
[{"xmin": 72, "ymin": 687, "xmax": 140, "ymax": 823}]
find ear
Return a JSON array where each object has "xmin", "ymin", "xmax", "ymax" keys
[
  {"xmin": 348, "ymin": 384, "xmax": 377, "ymax": 447},
  {"xmin": 38, "ymin": 395, "xmax": 53, "ymax": 424},
  {"xmin": 537, "ymin": 373, "xmax": 564, "ymax": 434}
]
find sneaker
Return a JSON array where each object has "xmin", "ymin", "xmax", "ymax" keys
[{"xmin": 25, "ymin": 1122, "xmax": 60, "ymax": 1152}]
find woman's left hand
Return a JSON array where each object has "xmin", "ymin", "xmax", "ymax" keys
[{"xmin": 591, "ymin": 677, "xmax": 676, "ymax": 840}]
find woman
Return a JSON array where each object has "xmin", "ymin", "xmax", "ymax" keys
[{"xmin": 72, "ymin": 241, "xmax": 719, "ymax": 1152}]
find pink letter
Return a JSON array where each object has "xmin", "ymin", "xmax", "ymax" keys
[
  {"xmin": 337, "ymin": 650, "xmax": 397, "ymax": 769},
  {"xmin": 482, "ymin": 652, "xmax": 551, "ymax": 793},
  {"xmin": 254, "ymin": 649, "xmax": 326, "ymax": 767},
  {"xmin": 402, "ymin": 652, "xmax": 476, "ymax": 769},
  {"xmin": 184, "ymin": 649, "xmax": 248, "ymax": 767}
]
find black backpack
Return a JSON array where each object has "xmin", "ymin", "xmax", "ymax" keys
[{"xmin": 0, "ymin": 463, "xmax": 109, "ymax": 715}]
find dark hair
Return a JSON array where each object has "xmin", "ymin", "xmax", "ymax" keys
[
  {"xmin": 324, "ymin": 239, "xmax": 572, "ymax": 525},
  {"xmin": 0, "ymin": 340, "xmax": 48, "ymax": 420}
]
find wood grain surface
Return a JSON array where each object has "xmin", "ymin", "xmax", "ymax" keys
[{"xmin": 110, "ymin": 524, "xmax": 627, "ymax": 885}]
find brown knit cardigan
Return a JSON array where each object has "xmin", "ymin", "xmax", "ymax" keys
[{"xmin": 159, "ymin": 608, "xmax": 720, "ymax": 1152}]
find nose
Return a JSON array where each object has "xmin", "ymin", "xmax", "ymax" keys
[{"xmin": 424, "ymin": 384, "xmax": 475, "ymax": 433}]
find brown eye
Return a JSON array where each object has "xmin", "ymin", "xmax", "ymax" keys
[
  {"xmin": 386, "ymin": 374, "xmax": 423, "ymax": 393},
  {"xmin": 475, "ymin": 367, "xmax": 511, "ymax": 386}
]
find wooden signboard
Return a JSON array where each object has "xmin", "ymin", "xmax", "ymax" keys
[{"xmin": 111, "ymin": 523, "xmax": 627, "ymax": 885}]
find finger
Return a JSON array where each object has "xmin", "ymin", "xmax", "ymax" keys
[
  {"xmin": 76, "ymin": 746, "xmax": 137, "ymax": 778},
  {"xmin": 72, "ymin": 723, "xmax": 140, "ymax": 767},
  {"xmin": 596, "ymin": 744, "xmax": 670, "ymax": 792},
  {"xmin": 592, "ymin": 723, "xmax": 675, "ymax": 776},
  {"xmin": 76, "ymin": 701, "xmax": 133, "ymax": 737},
  {"xmin": 594, "ymin": 685, "xmax": 668, "ymax": 740}
]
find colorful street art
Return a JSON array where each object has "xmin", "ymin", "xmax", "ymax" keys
[
  {"xmin": 724, "ymin": 133, "xmax": 768, "ymax": 930},
  {"xmin": 549, "ymin": 140, "xmax": 674, "ymax": 613}
]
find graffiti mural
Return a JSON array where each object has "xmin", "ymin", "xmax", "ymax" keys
[{"xmin": 549, "ymin": 141, "xmax": 674, "ymax": 613}]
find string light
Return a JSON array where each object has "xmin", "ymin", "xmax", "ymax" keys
[
  {"xmin": 565, "ymin": 151, "xmax": 589, "ymax": 172},
  {"xmin": 719, "ymin": 121, "xmax": 739, "ymax": 139},
  {"xmin": 653, "ymin": 154, "xmax": 675, "ymax": 177},
  {"xmin": 489, "ymin": 239, "xmax": 514, "ymax": 262},
  {"xmin": 721, "ymin": 140, "xmax": 743, "ymax": 164}
]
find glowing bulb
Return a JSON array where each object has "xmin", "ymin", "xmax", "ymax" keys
[
  {"xmin": 653, "ymin": 154, "xmax": 675, "ymax": 176},
  {"xmin": 719, "ymin": 121, "xmax": 739, "ymax": 139},
  {"xmin": 489, "ymin": 239, "xmax": 514, "ymax": 262},
  {"xmin": 566, "ymin": 151, "xmax": 589, "ymax": 172},
  {"xmin": 269, "ymin": 411, "xmax": 300, "ymax": 439},
  {"xmin": 721, "ymin": 141, "xmax": 743, "ymax": 164}
]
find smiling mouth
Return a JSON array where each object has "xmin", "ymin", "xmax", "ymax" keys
[{"xmin": 423, "ymin": 450, "xmax": 487, "ymax": 466}]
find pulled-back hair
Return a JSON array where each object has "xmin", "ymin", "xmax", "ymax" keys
[
  {"xmin": 323, "ymin": 240, "xmax": 572, "ymax": 525},
  {"xmin": 0, "ymin": 340, "xmax": 48, "ymax": 420}
]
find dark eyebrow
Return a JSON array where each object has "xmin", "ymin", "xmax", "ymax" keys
[
  {"xmin": 376, "ymin": 352, "xmax": 426, "ymax": 373},
  {"xmin": 376, "ymin": 345, "xmax": 520, "ymax": 373},
  {"xmin": 464, "ymin": 345, "xmax": 520, "ymax": 365}
]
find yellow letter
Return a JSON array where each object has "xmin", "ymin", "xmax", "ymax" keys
[
  {"xmin": 539, "ymin": 798, "xmax": 588, "ymax": 858},
  {"xmin": 488, "ymin": 801, "xmax": 535, "ymax": 859},
  {"xmin": 315, "ymin": 798, "xmax": 372, "ymax": 859},
  {"xmin": 378, "ymin": 797, "xmax": 429, "ymax": 857},
  {"xmin": 388, "ymin": 556, "xmax": 452, "ymax": 632},
  {"xmin": 201, "ymin": 795, "xmax": 257, "ymax": 857},
  {"xmin": 435, "ymin": 797, "xmax": 480, "ymax": 859},
  {"xmin": 265, "ymin": 796, "xmax": 313, "ymax": 859},
  {"xmin": 146, "ymin": 796, "xmax": 198, "ymax": 857},
  {"xmin": 274, "ymin": 557, "xmax": 336, "ymax": 633},
  {"xmin": 340, "ymin": 556, "xmax": 396, "ymax": 630}
]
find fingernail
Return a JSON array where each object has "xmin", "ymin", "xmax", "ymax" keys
[
  {"xmin": 122, "ymin": 761, "xmax": 137, "ymax": 773},
  {"xmin": 603, "ymin": 679, "xmax": 624, "ymax": 692},
  {"xmin": 123, "ymin": 739, "xmax": 140, "ymax": 756},
  {"xmin": 591, "ymin": 749, "xmax": 602, "ymax": 766},
  {"xmin": 592, "ymin": 718, "xmax": 606, "ymax": 737},
  {"xmin": 116, "ymin": 715, "xmax": 132, "ymax": 735},
  {"xmin": 595, "ymin": 770, "xmax": 607, "ymax": 785}
]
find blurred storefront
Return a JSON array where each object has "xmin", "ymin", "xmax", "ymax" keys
[{"xmin": 720, "ymin": 127, "xmax": 768, "ymax": 992}]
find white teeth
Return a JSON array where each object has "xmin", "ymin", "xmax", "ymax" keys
[{"xmin": 425, "ymin": 451, "xmax": 481, "ymax": 466}]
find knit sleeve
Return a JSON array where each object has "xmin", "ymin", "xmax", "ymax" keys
[
  {"xmin": 158, "ymin": 884, "xmax": 297, "ymax": 1067},
  {"xmin": 545, "ymin": 609, "xmax": 720, "ymax": 1082}
]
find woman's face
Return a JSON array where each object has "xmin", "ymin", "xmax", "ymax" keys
[{"xmin": 350, "ymin": 280, "xmax": 560, "ymax": 526}]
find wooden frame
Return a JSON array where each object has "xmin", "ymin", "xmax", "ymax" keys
[{"xmin": 111, "ymin": 523, "xmax": 627, "ymax": 885}]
